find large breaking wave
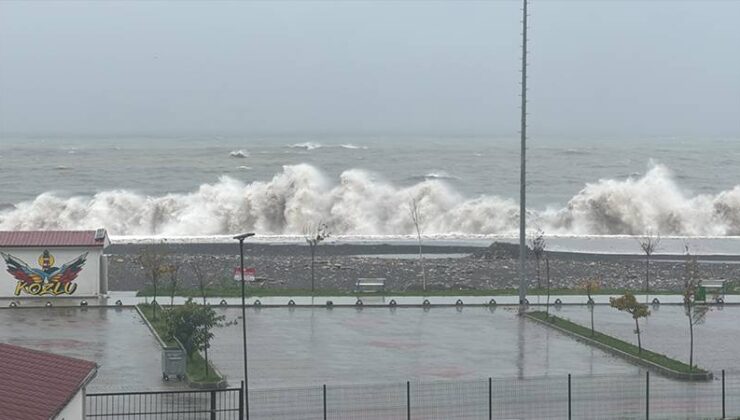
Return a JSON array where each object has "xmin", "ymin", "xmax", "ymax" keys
[{"xmin": 0, "ymin": 163, "xmax": 738, "ymax": 236}]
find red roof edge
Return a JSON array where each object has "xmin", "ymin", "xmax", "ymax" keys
[{"xmin": 0, "ymin": 230, "xmax": 109, "ymax": 248}]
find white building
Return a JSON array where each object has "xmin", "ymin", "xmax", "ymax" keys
[{"xmin": 0, "ymin": 230, "xmax": 109, "ymax": 303}]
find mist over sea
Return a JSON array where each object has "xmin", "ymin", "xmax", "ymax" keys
[{"xmin": 0, "ymin": 135, "xmax": 738, "ymax": 238}]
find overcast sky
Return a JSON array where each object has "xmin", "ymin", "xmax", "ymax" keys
[{"xmin": 1, "ymin": 0, "xmax": 738, "ymax": 138}]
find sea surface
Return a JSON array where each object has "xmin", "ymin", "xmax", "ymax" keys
[{"xmin": 0, "ymin": 135, "xmax": 738, "ymax": 238}]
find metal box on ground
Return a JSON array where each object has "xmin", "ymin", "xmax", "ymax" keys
[{"xmin": 162, "ymin": 347, "xmax": 186, "ymax": 381}]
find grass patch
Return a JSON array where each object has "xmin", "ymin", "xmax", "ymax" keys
[
  {"xmin": 137, "ymin": 303, "xmax": 223, "ymax": 384},
  {"xmin": 136, "ymin": 285, "xmax": 680, "ymax": 298},
  {"xmin": 527, "ymin": 311, "xmax": 708, "ymax": 375},
  {"xmin": 137, "ymin": 303, "xmax": 177, "ymax": 347},
  {"xmin": 186, "ymin": 351, "xmax": 222, "ymax": 383}
]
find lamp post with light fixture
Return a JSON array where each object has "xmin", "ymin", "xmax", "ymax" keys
[{"xmin": 234, "ymin": 232, "xmax": 255, "ymax": 419}]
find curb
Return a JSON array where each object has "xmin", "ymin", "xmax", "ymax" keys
[
  {"xmin": 524, "ymin": 313, "xmax": 713, "ymax": 382},
  {"xmin": 135, "ymin": 304, "xmax": 228, "ymax": 388}
]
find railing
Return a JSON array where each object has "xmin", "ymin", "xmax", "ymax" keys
[
  {"xmin": 87, "ymin": 370, "xmax": 740, "ymax": 419},
  {"xmin": 86, "ymin": 385, "xmax": 242, "ymax": 419},
  {"xmin": 249, "ymin": 371, "xmax": 738, "ymax": 419}
]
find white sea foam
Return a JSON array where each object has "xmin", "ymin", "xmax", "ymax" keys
[
  {"xmin": 0, "ymin": 163, "xmax": 738, "ymax": 236},
  {"xmin": 288, "ymin": 142, "xmax": 322, "ymax": 150},
  {"xmin": 424, "ymin": 171, "xmax": 460, "ymax": 181},
  {"xmin": 229, "ymin": 150, "xmax": 249, "ymax": 158},
  {"xmin": 340, "ymin": 144, "xmax": 368, "ymax": 150}
]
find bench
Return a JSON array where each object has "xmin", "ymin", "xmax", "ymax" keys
[
  {"xmin": 355, "ymin": 278, "xmax": 386, "ymax": 293},
  {"xmin": 698, "ymin": 279, "xmax": 726, "ymax": 302}
]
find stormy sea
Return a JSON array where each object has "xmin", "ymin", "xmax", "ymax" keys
[{"xmin": 0, "ymin": 135, "xmax": 738, "ymax": 254}]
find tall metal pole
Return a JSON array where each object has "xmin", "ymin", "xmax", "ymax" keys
[
  {"xmin": 239, "ymin": 239, "xmax": 249, "ymax": 420},
  {"xmin": 518, "ymin": 0, "xmax": 529, "ymax": 309}
]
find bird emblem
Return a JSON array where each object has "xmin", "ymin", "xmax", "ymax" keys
[{"xmin": 1, "ymin": 250, "xmax": 88, "ymax": 296}]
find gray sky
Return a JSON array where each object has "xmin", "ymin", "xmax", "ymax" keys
[{"xmin": 1, "ymin": 0, "xmax": 738, "ymax": 137}]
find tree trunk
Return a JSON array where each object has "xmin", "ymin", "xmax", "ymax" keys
[
  {"xmin": 635, "ymin": 318, "xmax": 642, "ymax": 355},
  {"xmin": 536, "ymin": 258, "xmax": 541, "ymax": 290},
  {"xmin": 152, "ymin": 274, "xmax": 158, "ymax": 321},
  {"xmin": 590, "ymin": 304, "xmax": 595, "ymax": 337},
  {"xmin": 545, "ymin": 258, "xmax": 550, "ymax": 317},
  {"xmin": 688, "ymin": 307, "xmax": 694, "ymax": 371},
  {"xmin": 310, "ymin": 246, "xmax": 315, "ymax": 293},
  {"xmin": 170, "ymin": 280, "xmax": 176, "ymax": 307},
  {"xmin": 645, "ymin": 255, "xmax": 650, "ymax": 303},
  {"xmin": 417, "ymin": 232, "xmax": 426, "ymax": 291},
  {"xmin": 205, "ymin": 345, "xmax": 210, "ymax": 377}
]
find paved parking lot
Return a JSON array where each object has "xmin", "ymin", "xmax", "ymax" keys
[
  {"xmin": 209, "ymin": 306, "xmax": 641, "ymax": 389},
  {"xmin": 0, "ymin": 307, "xmax": 184, "ymax": 392}
]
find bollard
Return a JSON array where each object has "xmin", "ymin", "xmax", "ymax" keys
[{"xmin": 323, "ymin": 384, "xmax": 327, "ymax": 420}]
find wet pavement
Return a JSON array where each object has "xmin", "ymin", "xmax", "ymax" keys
[
  {"xmin": 555, "ymin": 304, "xmax": 740, "ymax": 372},
  {"xmin": 0, "ymin": 307, "xmax": 185, "ymax": 392},
  {"xmin": 208, "ymin": 306, "xmax": 642, "ymax": 389}
]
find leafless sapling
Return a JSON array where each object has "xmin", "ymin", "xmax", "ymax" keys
[
  {"xmin": 638, "ymin": 230, "xmax": 661, "ymax": 301},
  {"xmin": 529, "ymin": 229, "xmax": 546, "ymax": 290},
  {"xmin": 304, "ymin": 222, "xmax": 329, "ymax": 294},
  {"xmin": 683, "ymin": 245, "xmax": 710, "ymax": 372},
  {"xmin": 409, "ymin": 198, "xmax": 427, "ymax": 291},
  {"xmin": 138, "ymin": 243, "xmax": 168, "ymax": 321}
]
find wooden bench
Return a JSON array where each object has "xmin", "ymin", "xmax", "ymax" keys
[{"xmin": 355, "ymin": 278, "xmax": 386, "ymax": 293}]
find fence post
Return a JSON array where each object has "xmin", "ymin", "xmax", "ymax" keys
[
  {"xmin": 407, "ymin": 381, "xmax": 411, "ymax": 420},
  {"xmin": 239, "ymin": 381, "xmax": 244, "ymax": 420},
  {"xmin": 210, "ymin": 390, "xmax": 217, "ymax": 420},
  {"xmin": 646, "ymin": 371, "xmax": 650, "ymax": 420},
  {"xmin": 722, "ymin": 369, "xmax": 726, "ymax": 419},
  {"xmin": 488, "ymin": 377, "xmax": 492, "ymax": 420},
  {"xmin": 323, "ymin": 384, "xmax": 327, "ymax": 420},
  {"xmin": 568, "ymin": 374, "xmax": 572, "ymax": 420}
]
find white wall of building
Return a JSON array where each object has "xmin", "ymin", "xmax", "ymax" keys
[
  {"xmin": 0, "ymin": 247, "xmax": 103, "ymax": 298},
  {"xmin": 54, "ymin": 387, "xmax": 85, "ymax": 420}
]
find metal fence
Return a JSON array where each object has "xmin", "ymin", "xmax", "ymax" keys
[
  {"xmin": 249, "ymin": 371, "xmax": 739, "ymax": 420},
  {"xmin": 86, "ymin": 371, "xmax": 740, "ymax": 419},
  {"xmin": 86, "ymin": 385, "xmax": 243, "ymax": 419}
]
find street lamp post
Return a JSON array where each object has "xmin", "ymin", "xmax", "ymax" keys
[{"xmin": 234, "ymin": 232, "xmax": 255, "ymax": 420}]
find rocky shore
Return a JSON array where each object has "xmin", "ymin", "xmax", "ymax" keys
[{"xmin": 107, "ymin": 242, "xmax": 740, "ymax": 293}]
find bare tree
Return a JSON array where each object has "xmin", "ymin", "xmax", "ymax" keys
[
  {"xmin": 683, "ymin": 245, "xmax": 709, "ymax": 372},
  {"xmin": 190, "ymin": 259, "xmax": 216, "ymax": 376},
  {"xmin": 582, "ymin": 277, "xmax": 601, "ymax": 337},
  {"xmin": 638, "ymin": 230, "xmax": 661, "ymax": 301},
  {"xmin": 166, "ymin": 258, "xmax": 181, "ymax": 307},
  {"xmin": 190, "ymin": 259, "xmax": 214, "ymax": 305},
  {"xmin": 529, "ymin": 229, "xmax": 546, "ymax": 290},
  {"xmin": 304, "ymin": 222, "xmax": 329, "ymax": 294},
  {"xmin": 138, "ymin": 243, "xmax": 168, "ymax": 321},
  {"xmin": 409, "ymin": 198, "xmax": 427, "ymax": 291}
]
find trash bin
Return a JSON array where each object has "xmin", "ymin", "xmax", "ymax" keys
[
  {"xmin": 162, "ymin": 347, "xmax": 186, "ymax": 381},
  {"xmin": 696, "ymin": 286, "xmax": 706, "ymax": 302}
]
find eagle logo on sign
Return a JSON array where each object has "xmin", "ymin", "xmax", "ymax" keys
[{"xmin": 1, "ymin": 250, "xmax": 87, "ymax": 296}]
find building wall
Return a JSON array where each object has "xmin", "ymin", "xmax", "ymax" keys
[
  {"xmin": 0, "ymin": 247, "xmax": 103, "ymax": 298},
  {"xmin": 54, "ymin": 387, "xmax": 84, "ymax": 420}
]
